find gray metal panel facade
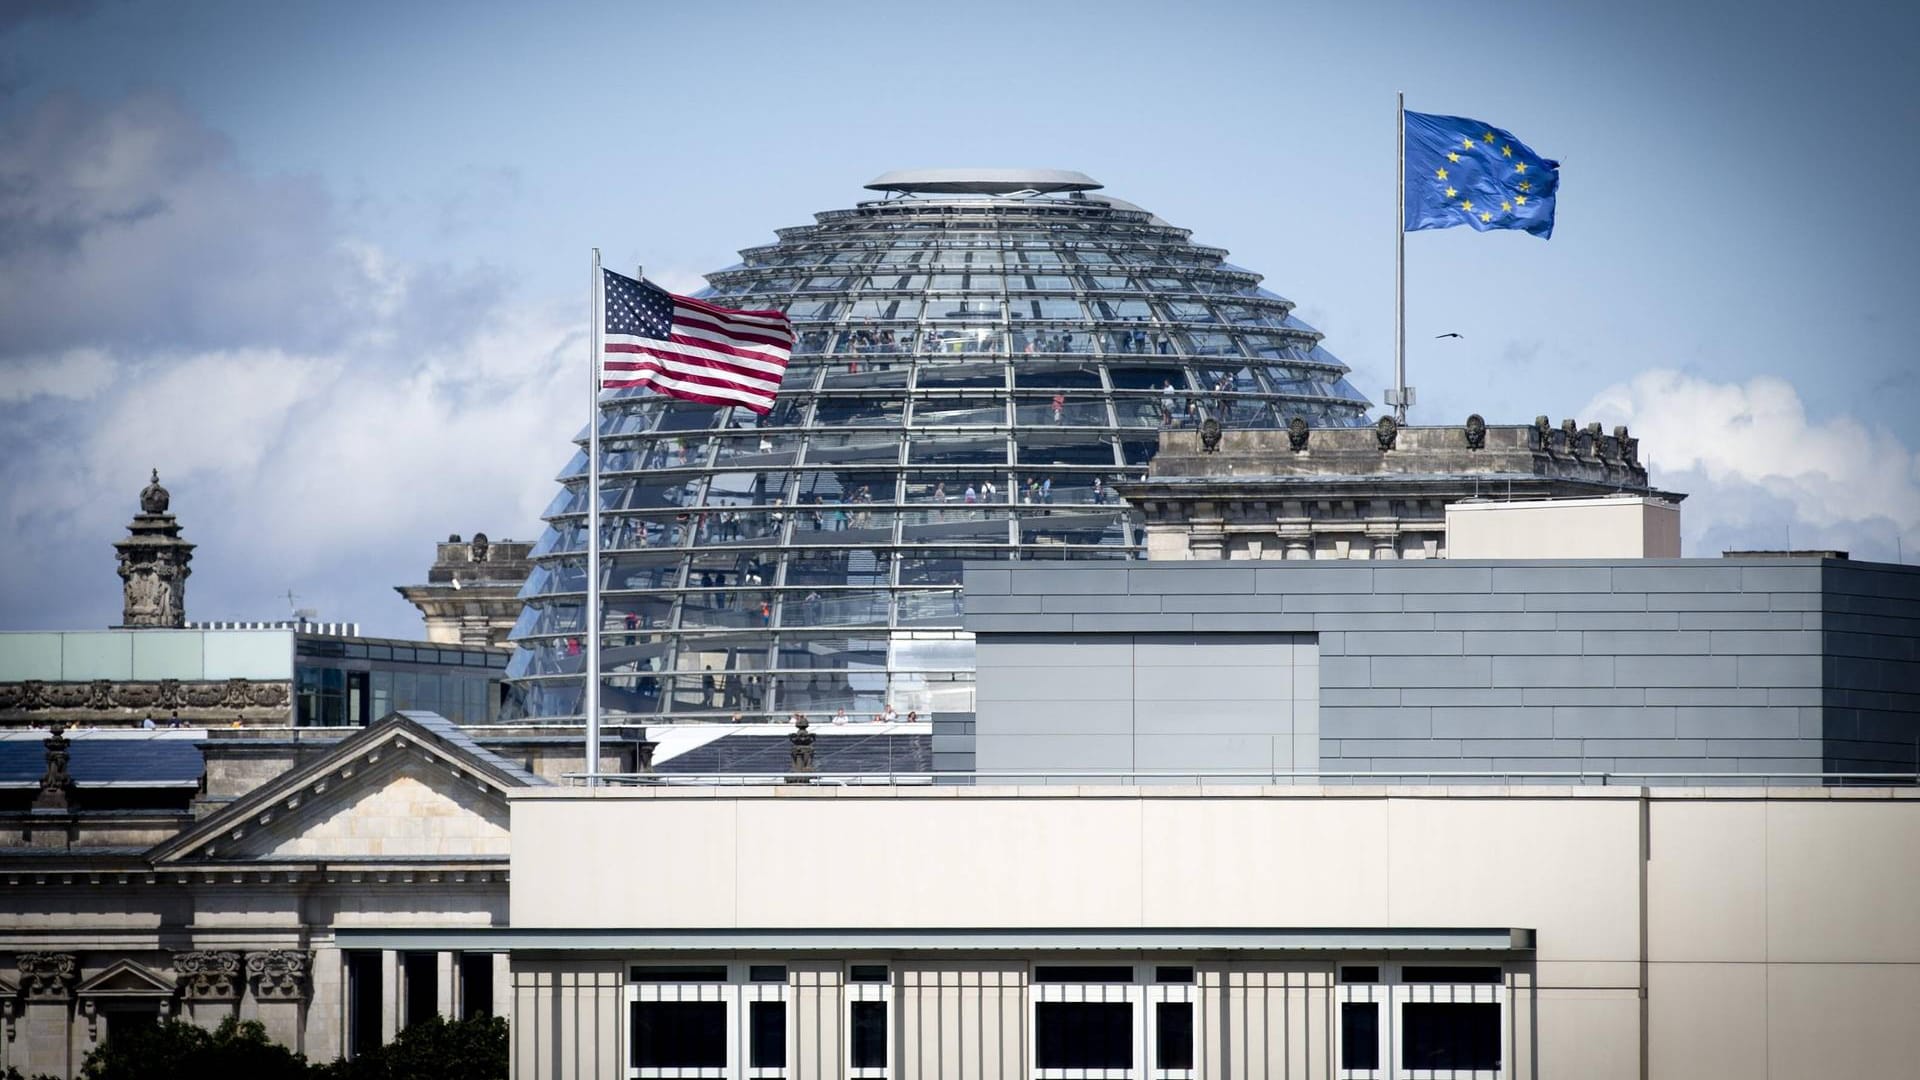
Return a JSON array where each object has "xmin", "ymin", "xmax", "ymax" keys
[{"xmin": 962, "ymin": 558, "xmax": 1920, "ymax": 778}]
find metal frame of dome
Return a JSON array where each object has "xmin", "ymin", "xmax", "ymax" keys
[
  {"xmin": 865, "ymin": 168, "xmax": 1104, "ymax": 195},
  {"xmin": 505, "ymin": 174, "xmax": 1374, "ymax": 723}
]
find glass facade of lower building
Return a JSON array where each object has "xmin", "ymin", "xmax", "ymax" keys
[{"xmin": 505, "ymin": 170, "xmax": 1374, "ymax": 721}]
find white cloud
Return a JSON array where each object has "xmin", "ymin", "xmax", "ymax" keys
[
  {"xmin": 0, "ymin": 92, "xmax": 583, "ymax": 635},
  {"xmin": 0, "ymin": 348, "xmax": 114, "ymax": 402},
  {"xmin": 1584, "ymin": 370, "xmax": 1920, "ymax": 560}
]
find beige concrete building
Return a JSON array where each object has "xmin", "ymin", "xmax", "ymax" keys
[{"xmin": 317, "ymin": 781, "xmax": 1920, "ymax": 1080}]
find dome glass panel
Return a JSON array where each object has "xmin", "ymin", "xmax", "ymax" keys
[{"xmin": 505, "ymin": 172, "xmax": 1373, "ymax": 722}]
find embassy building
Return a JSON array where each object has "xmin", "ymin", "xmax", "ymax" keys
[{"xmin": 505, "ymin": 169, "xmax": 1376, "ymax": 723}]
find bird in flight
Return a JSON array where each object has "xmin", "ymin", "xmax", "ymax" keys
[{"xmin": 1435, "ymin": 332, "xmax": 1463, "ymax": 339}]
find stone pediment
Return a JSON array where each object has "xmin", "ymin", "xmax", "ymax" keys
[
  {"xmin": 76, "ymin": 959, "xmax": 173, "ymax": 999},
  {"xmin": 150, "ymin": 712, "xmax": 537, "ymax": 865}
]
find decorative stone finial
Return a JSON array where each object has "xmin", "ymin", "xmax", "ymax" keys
[
  {"xmin": 1286, "ymin": 416, "xmax": 1311, "ymax": 452},
  {"xmin": 471, "ymin": 532, "xmax": 490, "ymax": 561},
  {"xmin": 139, "ymin": 469, "xmax": 170, "ymax": 515},
  {"xmin": 117, "ymin": 470, "xmax": 194, "ymax": 629}
]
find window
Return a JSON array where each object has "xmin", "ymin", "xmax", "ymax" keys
[
  {"xmin": 1154, "ymin": 1002, "xmax": 1193, "ymax": 1070},
  {"xmin": 749, "ymin": 965, "xmax": 788, "ymax": 983},
  {"xmin": 459, "ymin": 953, "xmax": 494, "ymax": 1020},
  {"xmin": 631, "ymin": 965, "xmax": 728, "ymax": 983},
  {"xmin": 402, "ymin": 952, "xmax": 437, "ymax": 1030},
  {"xmin": 1153, "ymin": 966, "xmax": 1194, "ymax": 984},
  {"xmin": 631, "ymin": 1002, "xmax": 727, "ymax": 1069},
  {"xmin": 1339, "ymin": 966, "xmax": 1380, "ymax": 984},
  {"xmin": 749, "ymin": 1001, "xmax": 785, "ymax": 1069},
  {"xmin": 850, "ymin": 1001, "xmax": 888, "ymax": 1069},
  {"xmin": 345, "ymin": 951, "xmax": 383, "ymax": 1058},
  {"xmin": 1036, "ymin": 1002, "xmax": 1132, "ymax": 1069},
  {"xmin": 848, "ymin": 963, "xmax": 891, "ymax": 1077},
  {"xmin": 1034, "ymin": 965, "xmax": 1133, "ymax": 984},
  {"xmin": 1402, "ymin": 1002, "xmax": 1501, "ymax": 1071},
  {"xmin": 1401, "ymin": 966, "xmax": 1502, "ymax": 985},
  {"xmin": 1340, "ymin": 1001, "xmax": 1380, "ymax": 1070}
]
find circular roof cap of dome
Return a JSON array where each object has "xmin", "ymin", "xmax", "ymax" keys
[{"xmin": 864, "ymin": 168, "xmax": 1103, "ymax": 195}]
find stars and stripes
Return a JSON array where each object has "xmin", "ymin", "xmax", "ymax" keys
[{"xmin": 601, "ymin": 269, "xmax": 793, "ymax": 414}]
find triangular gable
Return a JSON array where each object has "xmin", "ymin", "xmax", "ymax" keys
[
  {"xmin": 150, "ymin": 712, "xmax": 540, "ymax": 865},
  {"xmin": 76, "ymin": 959, "xmax": 173, "ymax": 999}
]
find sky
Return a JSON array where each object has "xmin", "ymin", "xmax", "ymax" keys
[{"xmin": 1, "ymin": 0, "xmax": 1917, "ymax": 637}]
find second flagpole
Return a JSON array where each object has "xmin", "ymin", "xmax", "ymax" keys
[
  {"xmin": 585, "ymin": 248, "xmax": 603, "ymax": 784},
  {"xmin": 1394, "ymin": 91, "xmax": 1408, "ymax": 425}
]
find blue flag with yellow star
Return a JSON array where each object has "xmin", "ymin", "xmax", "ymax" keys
[{"xmin": 1405, "ymin": 110, "xmax": 1558, "ymax": 238}]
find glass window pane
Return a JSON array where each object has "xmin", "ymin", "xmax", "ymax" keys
[
  {"xmin": 1341, "ymin": 1001, "xmax": 1380, "ymax": 1070},
  {"xmin": 1035, "ymin": 1002, "xmax": 1131, "ymax": 1069},
  {"xmin": 630, "ymin": 1002, "xmax": 727, "ymax": 1068},
  {"xmin": 749, "ymin": 1001, "xmax": 785, "ymax": 1069},
  {"xmin": 1156, "ymin": 1002, "xmax": 1194, "ymax": 1070},
  {"xmin": 1401, "ymin": 1002, "xmax": 1500, "ymax": 1071},
  {"xmin": 850, "ymin": 1001, "xmax": 888, "ymax": 1069}
]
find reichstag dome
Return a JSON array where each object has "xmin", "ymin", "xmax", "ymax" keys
[{"xmin": 505, "ymin": 169, "xmax": 1374, "ymax": 721}]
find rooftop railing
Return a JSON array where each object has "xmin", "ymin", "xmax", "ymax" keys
[{"xmin": 561, "ymin": 768, "xmax": 1920, "ymax": 789}]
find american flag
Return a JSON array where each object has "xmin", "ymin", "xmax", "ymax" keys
[{"xmin": 601, "ymin": 269, "xmax": 793, "ymax": 414}]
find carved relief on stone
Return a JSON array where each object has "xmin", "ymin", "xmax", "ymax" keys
[
  {"xmin": 1374, "ymin": 415, "xmax": 1398, "ymax": 451},
  {"xmin": 34, "ymin": 724, "xmax": 74, "ymax": 810},
  {"xmin": 174, "ymin": 951, "xmax": 242, "ymax": 1001},
  {"xmin": 18, "ymin": 952, "xmax": 78, "ymax": 1000},
  {"xmin": 1560, "ymin": 418, "xmax": 1579, "ymax": 453},
  {"xmin": 1286, "ymin": 416, "xmax": 1311, "ymax": 452},
  {"xmin": 244, "ymin": 950, "xmax": 311, "ymax": 1001},
  {"xmin": 1614, "ymin": 425, "xmax": 1640, "ymax": 467},
  {"xmin": 1464, "ymin": 414, "xmax": 1487, "ymax": 450},
  {"xmin": 1533, "ymin": 414, "xmax": 1553, "ymax": 448},
  {"xmin": 1199, "ymin": 418, "xmax": 1222, "ymax": 453}
]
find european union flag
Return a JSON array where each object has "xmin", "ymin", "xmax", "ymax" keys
[{"xmin": 1405, "ymin": 110, "xmax": 1558, "ymax": 239}]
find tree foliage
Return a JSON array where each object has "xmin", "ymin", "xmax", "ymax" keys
[
  {"xmin": 68, "ymin": 1014, "xmax": 506, "ymax": 1080},
  {"xmin": 80, "ymin": 1016, "xmax": 309, "ymax": 1080}
]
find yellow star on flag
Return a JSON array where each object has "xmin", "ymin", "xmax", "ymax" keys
[
  {"xmin": 1515, "ymin": 162, "xmax": 1528, "ymax": 174},
  {"xmin": 1462, "ymin": 138, "xmax": 1475, "ymax": 150},
  {"xmin": 1502, "ymin": 145, "xmax": 1513, "ymax": 157},
  {"xmin": 1519, "ymin": 181, "xmax": 1531, "ymax": 192},
  {"xmin": 1444, "ymin": 186, "xmax": 1457, "ymax": 198},
  {"xmin": 1483, "ymin": 132, "xmax": 1495, "ymax": 143},
  {"xmin": 1501, "ymin": 200, "xmax": 1512, "ymax": 212},
  {"xmin": 1461, "ymin": 199, "xmax": 1474, "ymax": 211},
  {"xmin": 1436, "ymin": 167, "xmax": 1448, "ymax": 179},
  {"xmin": 1447, "ymin": 152, "xmax": 1461, "ymax": 162},
  {"xmin": 1480, "ymin": 211, "xmax": 1492, "ymax": 222},
  {"xmin": 1515, "ymin": 195, "xmax": 1527, "ymax": 205}
]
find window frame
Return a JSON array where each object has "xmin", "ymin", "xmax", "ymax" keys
[
  {"xmin": 1029, "ymin": 964, "xmax": 1144, "ymax": 1080},
  {"xmin": 846, "ymin": 962, "xmax": 892, "ymax": 1079},
  {"xmin": 624, "ymin": 962, "xmax": 790, "ymax": 1080},
  {"xmin": 1335, "ymin": 962, "xmax": 1508, "ymax": 1080}
]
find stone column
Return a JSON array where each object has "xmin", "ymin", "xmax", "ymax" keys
[
  {"xmin": 490, "ymin": 953, "xmax": 511, "ymax": 1022},
  {"xmin": 173, "ymin": 950, "xmax": 242, "ymax": 1028},
  {"xmin": 379, "ymin": 950, "xmax": 399, "ymax": 1044},
  {"xmin": 244, "ymin": 950, "xmax": 311, "ymax": 1054},
  {"xmin": 305, "ymin": 946, "xmax": 344, "ymax": 1063},
  {"xmin": 435, "ymin": 952, "xmax": 455, "ymax": 1020},
  {"xmin": 16, "ymin": 952, "xmax": 77, "ymax": 1079}
]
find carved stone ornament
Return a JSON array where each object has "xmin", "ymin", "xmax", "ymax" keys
[
  {"xmin": 174, "ymin": 951, "xmax": 242, "ymax": 1001},
  {"xmin": 1374, "ymin": 415, "xmax": 1398, "ymax": 451},
  {"xmin": 1533, "ymin": 414, "xmax": 1553, "ymax": 447},
  {"xmin": 1560, "ymin": 418, "xmax": 1579, "ymax": 451},
  {"xmin": 0, "ymin": 677, "xmax": 288, "ymax": 715},
  {"xmin": 1199, "ymin": 417, "xmax": 1222, "ymax": 453},
  {"xmin": 244, "ymin": 950, "xmax": 311, "ymax": 1001},
  {"xmin": 788, "ymin": 715, "xmax": 817, "ymax": 774},
  {"xmin": 1464, "ymin": 413, "xmax": 1487, "ymax": 450},
  {"xmin": 18, "ymin": 952, "xmax": 79, "ymax": 1000},
  {"xmin": 1614, "ymin": 425, "xmax": 1640, "ymax": 467},
  {"xmin": 471, "ymin": 532, "xmax": 490, "ymax": 562},
  {"xmin": 33, "ymin": 724, "xmax": 74, "ymax": 810},
  {"xmin": 140, "ymin": 468, "xmax": 171, "ymax": 514},
  {"xmin": 1286, "ymin": 416, "xmax": 1311, "ymax": 452}
]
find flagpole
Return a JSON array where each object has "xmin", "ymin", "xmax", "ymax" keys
[
  {"xmin": 585, "ymin": 248, "xmax": 603, "ymax": 785},
  {"xmin": 1394, "ymin": 90, "xmax": 1408, "ymax": 425}
]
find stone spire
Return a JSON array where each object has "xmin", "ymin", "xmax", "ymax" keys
[{"xmin": 114, "ymin": 469, "xmax": 194, "ymax": 629}]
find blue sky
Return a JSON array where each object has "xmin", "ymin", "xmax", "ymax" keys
[{"xmin": 2, "ymin": 0, "xmax": 1916, "ymax": 635}]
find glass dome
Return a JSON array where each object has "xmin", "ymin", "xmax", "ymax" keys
[{"xmin": 505, "ymin": 171, "xmax": 1374, "ymax": 722}]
